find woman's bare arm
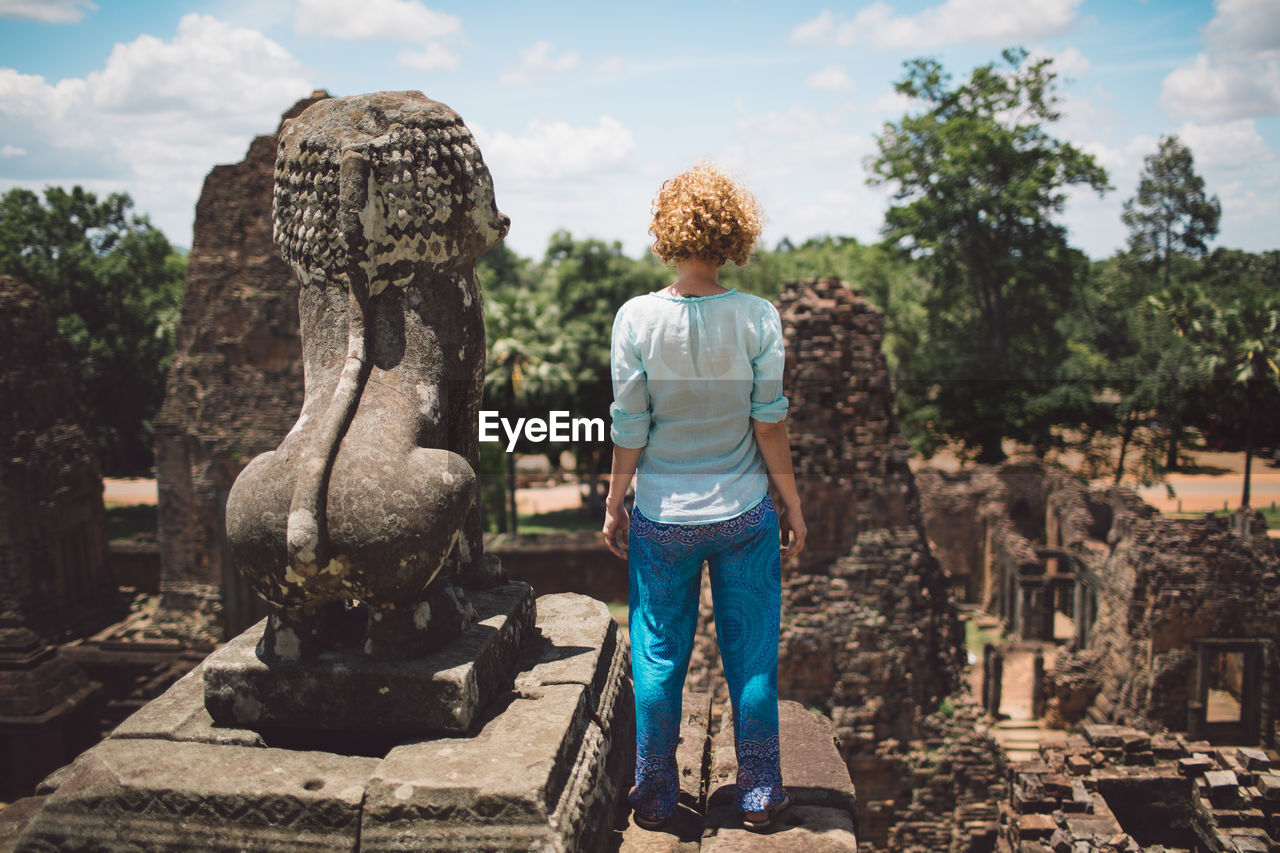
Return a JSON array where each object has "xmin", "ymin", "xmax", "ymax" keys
[
  {"xmin": 602, "ymin": 444, "xmax": 642, "ymax": 558},
  {"xmin": 752, "ymin": 419, "xmax": 807, "ymax": 557}
]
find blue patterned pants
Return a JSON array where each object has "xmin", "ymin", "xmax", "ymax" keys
[{"xmin": 628, "ymin": 494, "xmax": 785, "ymax": 818}]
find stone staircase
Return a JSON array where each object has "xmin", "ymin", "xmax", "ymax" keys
[{"xmin": 616, "ymin": 696, "xmax": 860, "ymax": 852}]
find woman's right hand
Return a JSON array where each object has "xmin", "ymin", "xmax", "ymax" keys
[
  {"xmin": 778, "ymin": 500, "xmax": 806, "ymax": 558},
  {"xmin": 602, "ymin": 501, "xmax": 630, "ymax": 559}
]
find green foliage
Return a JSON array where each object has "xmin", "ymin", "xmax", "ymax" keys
[
  {"xmin": 721, "ymin": 236, "xmax": 928, "ymax": 377},
  {"xmin": 479, "ymin": 233, "xmax": 664, "ymax": 529},
  {"xmin": 104, "ymin": 503, "xmax": 159, "ymax": 541},
  {"xmin": 1178, "ymin": 250, "xmax": 1280, "ymax": 506},
  {"xmin": 0, "ymin": 186, "xmax": 185, "ymax": 475},
  {"xmin": 868, "ymin": 48, "xmax": 1109, "ymax": 462},
  {"xmin": 1122, "ymin": 135, "xmax": 1221, "ymax": 289}
]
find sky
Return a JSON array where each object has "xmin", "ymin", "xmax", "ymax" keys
[{"xmin": 0, "ymin": 0, "xmax": 1277, "ymax": 261}]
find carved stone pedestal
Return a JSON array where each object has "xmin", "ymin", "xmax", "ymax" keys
[
  {"xmin": 204, "ymin": 582, "xmax": 535, "ymax": 738},
  {"xmin": 10, "ymin": 593, "xmax": 633, "ymax": 853}
]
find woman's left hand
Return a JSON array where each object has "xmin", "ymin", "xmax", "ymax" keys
[{"xmin": 602, "ymin": 502, "xmax": 630, "ymax": 559}]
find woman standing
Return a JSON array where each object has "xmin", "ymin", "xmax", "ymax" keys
[{"xmin": 602, "ymin": 163, "xmax": 806, "ymax": 832}]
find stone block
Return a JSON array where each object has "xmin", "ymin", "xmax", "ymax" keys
[
  {"xmin": 1235, "ymin": 747, "xmax": 1271, "ymax": 772},
  {"xmin": 515, "ymin": 593, "xmax": 624, "ymax": 732},
  {"xmin": 1178, "ymin": 754, "xmax": 1215, "ymax": 777},
  {"xmin": 109, "ymin": 661, "xmax": 264, "ymax": 747},
  {"xmin": 1224, "ymin": 829, "xmax": 1272, "ymax": 852},
  {"xmin": 203, "ymin": 582, "xmax": 534, "ymax": 737},
  {"xmin": 1206, "ymin": 769, "xmax": 1244, "ymax": 808},
  {"xmin": 708, "ymin": 701, "xmax": 857, "ymax": 815},
  {"xmin": 1016, "ymin": 813, "xmax": 1058, "ymax": 840},
  {"xmin": 1041, "ymin": 774, "xmax": 1072, "ymax": 799},
  {"xmin": 1256, "ymin": 772, "xmax": 1280, "ymax": 801},
  {"xmin": 1063, "ymin": 815, "xmax": 1122, "ymax": 838},
  {"xmin": 15, "ymin": 738, "xmax": 378, "ymax": 852},
  {"xmin": 701, "ymin": 804, "xmax": 858, "ymax": 852},
  {"xmin": 361, "ymin": 684, "xmax": 589, "ymax": 849},
  {"xmin": 360, "ymin": 593, "xmax": 632, "ymax": 853},
  {"xmin": 676, "ymin": 692, "xmax": 712, "ymax": 810},
  {"xmin": 1083, "ymin": 725, "xmax": 1121, "ymax": 750},
  {"xmin": 1065, "ymin": 755, "xmax": 1092, "ymax": 775}
]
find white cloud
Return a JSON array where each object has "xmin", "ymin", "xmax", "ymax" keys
[
  {"xmin": 293, "ymin": 0, "xmax": 462, "ymax": 73},
  {"xmin": 719, "ymin": 105, "xmax": 888, "ymax": 244},
  {"xmin": 478, "ymin": 116, "xmax": 634, "ymax": 184},
  {"xmin": 1160, "ymin": 0, "xmax": 1280, "ymax": 123},
  {"xmin": 0, "ymin": 14, "xmax": 312, "ymax": 247},
  {"xmin": 597, "ymin": 56, "xmax": 624, "ymax": 76},
  {"xmin": 805, "ymin": 65, "xmax": 857, "ymax": 92},
  {"xmin": 1161, "ymin": 53, "xmax": 1280, "ymax": 123},
  {"xmin": 398, "ymin": 43, "xmax": 458, "ymax": 71},
  {"xmin": 1204, "ymin": 0, "xmax": 1280, "ymax": 60},
  {"xmin": 789, "ymin": 0, "xmax": 1084, "ymax": 50},
  {"xmin": 292, "ymin": 0, "xmax": 460, "ymax": 42},
  {"xmin": 1035, "ymin": 46, "xmax": 1091, "ymax": 79},
  {"xmin": 0, "ymin": 0, "xmax": 96, "ymax": 23},
  {"xmin": 500, "ymin": 41, "xmax": 581, "ymax": 85},
  {"xmin": 1176, "ymin": 119, "xmax": 1275, "ymax": 171},
  {"xmin": 1, "ymin": 144, "xmax": 26, "ymax": 157}
]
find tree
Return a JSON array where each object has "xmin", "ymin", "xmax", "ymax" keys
[
  {"xmin": 1120, "ymin": 136, "xmax": 1221, "ymax": 469},
  {"xmin": 1191, "ymin": 250, "xmax": 1280, "ymax": 508},
  {"xmin": 0, "ymin": 186, "xmax": 185, "ymax": 474},
  {"xmin": 1122, "ymin": 135, "xmax": 1220, "ymax": 290},
  {"xmin": 868, "ymin": 48, "xmax": 1109, "ymax": 462}
]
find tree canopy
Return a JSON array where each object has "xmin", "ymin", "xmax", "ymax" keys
[
  {"xmin": 0, "ymin": 186, "xmax": 185, "ymax": 475},
  {"xmin": 868, "ymin": 48, "xmax": 1110, "ymax": 462},
  {"xmin": 1122, "ymin": 135, "xmax": 1221, "ymax": 289}
]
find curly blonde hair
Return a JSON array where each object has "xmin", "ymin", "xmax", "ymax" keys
[{"xmin": 649, "ymin": 163, "xmax": 763, "ymax": 267}]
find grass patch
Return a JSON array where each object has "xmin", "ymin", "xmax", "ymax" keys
[
  {"xmin": 607, "ymin": 602, "xmax": 629, "ymax": 626},
  {"xmin": 1164, "ymin": 503, "xmax": 1280, "ymax": 528},
  {"xmin": 513, "ymin": 506, "xmax": 599, "ymax": 536},
  {"xmin": 104, "ymin": 502, "xmax": 159, "ymax": 541},
  {"xmin": 965, "ymin": 618, "xmax": 1003, "ymax": 658}
]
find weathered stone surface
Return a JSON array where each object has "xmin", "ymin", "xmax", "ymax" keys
[
  {"xmin": 708, "ymin": 701, "xmax": 857, "ymax": 815},
  {"xmin": 203, "ymin": 582, "xmax": 534, "ymax": 736},
  {"xmin": 7, "ymin": 592, "xmax": 631, "ymax": 852},
  {"xmin": 676, "ymin": 692, "xmax": 713, "ymax": 810},
  {"xmin": 361, "ymin": 593, "xmax": 631, "ymax": 852},
  {"xmin": 0, "ymin": 798, "xmax": 44, "ymax": 851},
  {"xmin": 0, "ymin": 277, "xmax": 120, "ymax": 644},
  {"xmin": 0, "ymin": 281, "xmax": 111, "ymax": 799},
  {"xmin": 226, "ymin": 91, "xmax": 510, "ymax": 667},
  {"xmin": 701, "ymin": 805, "xmax": 859, "ymax": 852},
  {"xmin": 15, "ymin": 737, "xmax": 378, "ymax": 852},
  {"xmin": 109, "ymin": 660, "xmax": 264, "ymax": 748}
]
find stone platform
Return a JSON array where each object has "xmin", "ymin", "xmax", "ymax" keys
[
  {"xmin": 6, "ymin": 593, "xmax": 633, "ymax": 853},
  {"xmin": 204, "ymin": 583, "xmax": 536, "ymax": 737},
  {"xmin": 616, "ymin": 700, "xmax": 860, "ymax": 852}
]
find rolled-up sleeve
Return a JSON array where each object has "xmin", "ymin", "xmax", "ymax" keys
[
  {"xmin": 609, "ymin": 308, "xmax": 651, "ymax": 448},
  {"xmin": 749, "ymin": 303, "xmax": 788, "ymax": 423}
]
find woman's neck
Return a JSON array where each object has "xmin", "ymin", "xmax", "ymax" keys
[{"xmin": 668, "ymin": 257, "xmax": 728, "ymax": 297}]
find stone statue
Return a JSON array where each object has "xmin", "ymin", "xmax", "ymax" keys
[{"xmin": 224, "ymin": 91, "xmax": 509, "ymax": 663}]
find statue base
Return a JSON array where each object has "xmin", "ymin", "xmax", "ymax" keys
[
  {"xmin": 12, "ymin": 593, "xmax": 633, "ymax": 853},
  {"xmin": 203, "ymin": 582, "xmax": 535, "ymax": 738}
]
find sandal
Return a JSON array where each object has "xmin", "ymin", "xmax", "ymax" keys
[
  {"xmin": 632, "ymin": 810, "xmax": 671, "ymax": 830},
  {"xmin": 742, "ymin": 792, "xmax": 792, "ymax": 832}
]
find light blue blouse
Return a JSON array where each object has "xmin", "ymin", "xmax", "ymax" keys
[{"xmin": 609, "ymin": 288, "xmax": 788, "ymax": 524}]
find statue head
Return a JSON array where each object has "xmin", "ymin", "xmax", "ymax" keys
[{"xmin": 272, "ymin": 91, "xmax": 510, "ymax": 294}]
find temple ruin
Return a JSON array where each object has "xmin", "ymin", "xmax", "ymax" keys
[{"xmin": 0, "ymin": 277, "xmax": 111, "ymax": 802}]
